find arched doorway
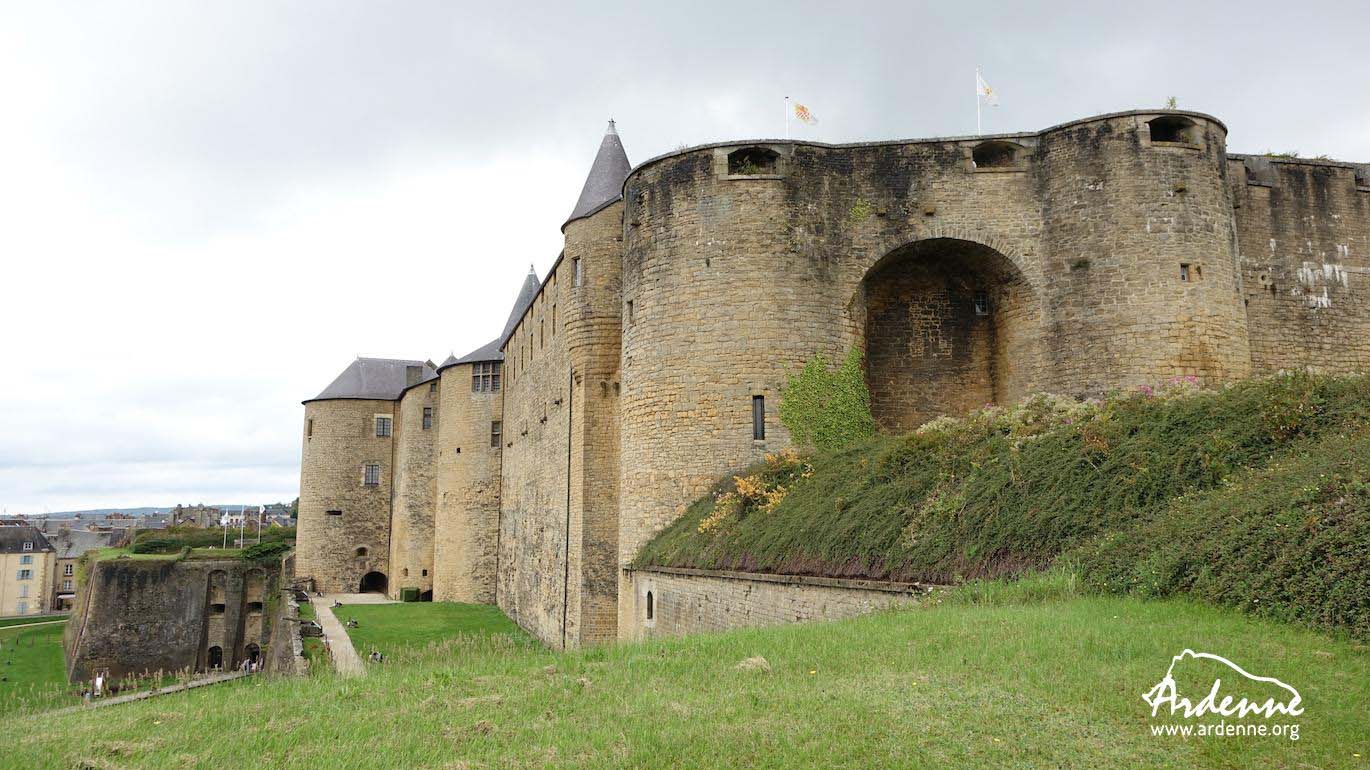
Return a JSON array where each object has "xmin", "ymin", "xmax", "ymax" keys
[
  {"xmin": 860, "ymin": 238, "xmax": 1038, "ymax": 432},
  {"xmin": 359, "ymin": 571, "xmax": 387, "ymax": 593},
  {"xmin": 418, "ymin": 589, "xmax": 433, "ymax": 602},
  {"xmin": 245, "ymin": 643, "xmax": 261, "ymax": 666},
  {"xmin": 207, "ymin": 646, "xmax": 223, "ymax": 670}
]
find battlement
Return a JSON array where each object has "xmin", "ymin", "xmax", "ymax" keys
[{"xmin": 1230, "ymin": 153, "xmax": 1370, "ymax": 190}]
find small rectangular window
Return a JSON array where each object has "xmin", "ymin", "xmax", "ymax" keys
[
  {"xmin": 306, "ymin": 418, "xmax": 314, "ymax": 438},
  {"xmin": 363, "ymin": 463, "xmax": 381, "ymax": 486},
  {"xmin": 490, "ymin": 420, "xmax": 502, "ymax": 448},
  {"xmin": 17, "ymin": 569, "xmax": 32, "ymax": 580},
  {"xmin": 1180, "ymin": 263, "xmax": 1191, "ymax": 282},
  {"xmin": 64, "ymin": 563, "xmax": 74, "ymax": 576},
  {"xmin": 627, "ymin": 300, "xmax": 635, "ymax": 325},
  {"xmin": 429, "ymin": 382, "xmax": 437, "ymax": 393},
  {"xmin": 326, "ymin": 510, "xmax": 343, "ymax": 517},
  {"xmin": 375, "ymin": 416, "xmax": 392, "ymax": 437},
  {"xmin": 551, "ymin": 304, "xmax": 557, "ymax": 334},
  {"xmin": 20, "ymin": 555, "xmax": 32, "ymax": 565},
  {"xmin": 18, "ymin": 585, "xmax": 28, "ymax": 598},
  {"xmin": 973, "ymin": 291, "xmax": 990, "ymax": 316},
  {"xmin": 752, "ymin": 395, "xmax": 766, "ymax": 440},
  {"xmin": 574, "ymin": 257, "xmax": 583, "ymax": 287},
  {"xmin": 422, "ymin": 407, "xmax": 433, "ymax": 430},
  {"xmin": 62, "ymin": 580, "xmax": 73, "ymax": 591}
]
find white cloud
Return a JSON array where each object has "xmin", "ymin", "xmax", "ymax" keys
[{"xmin": 0, "ymin": 0, "xmax": 1366, "ymax": 512}]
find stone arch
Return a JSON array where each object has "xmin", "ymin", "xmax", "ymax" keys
[
  {"xmin": 359, "ymin": 571, "xmax": 387, "ymax": 593},
  {"xmin": 857, "ymin": 237, "xmax": 1042, "ymax": 432},
  {"xmin": 207, "ymin": 645, "xmax": 223, "ymax": 669}
]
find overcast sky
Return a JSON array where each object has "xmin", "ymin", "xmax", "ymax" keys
[{"xmin": 1, "ymin": 1, "xmax": 1366, "ymax": 514}]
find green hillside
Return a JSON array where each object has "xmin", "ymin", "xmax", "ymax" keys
[{"xmin": 635, "ymin": 373, "xmax": 1369, "ymax": 639}]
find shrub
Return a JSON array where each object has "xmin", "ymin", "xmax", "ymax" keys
[
  {"xmin": 778, "ymin": 349, "xmax": 875, "ymax": 452},
  {"xmin": 636, "ymin": 372, "xmax": 1369, "ymax": 637},
  {"xmin": 242, "ymin": 541, "xmax": 293, "ymax": 562}
]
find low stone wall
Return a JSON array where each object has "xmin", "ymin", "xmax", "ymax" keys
[
  {"xmin": 623, "ymin": 567, "xmax": 933, "ymax": 640},
  {"xmin": 64, "ymin": 554, "xmax": 286, "ymax": 682}
]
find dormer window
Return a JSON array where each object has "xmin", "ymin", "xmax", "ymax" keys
[
  {"xmin": 22, "ymin": 541, "xmax": 33, "ymax": 551},
  {"xmin": 971, "ymin": 141, "xmax": 1023, "ymax": 170},
  {"xmin": 727, "ymin": 147, "xmax": 779, "ymax": 176},
  {"xmin": 1148, "ymin": 116, "xmax": 1198, "ymax": 145}
]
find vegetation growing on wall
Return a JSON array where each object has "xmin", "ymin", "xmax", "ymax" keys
[
  {"xmin": 777, "ymin": 349, "xmax": 875, "ymax": 452},
  {"xmin": 130, "ymin": 526, "xmax": 295, "ymax": 555},
  {"xmin": 637, "ymin": 373, "xmax": 1369, "ymax": 638}
]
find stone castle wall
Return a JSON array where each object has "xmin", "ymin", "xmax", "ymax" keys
[
  {"xmin": 433, "ymin": 362, "xmax": 503, "ymax": 603},
  {"xmin": 296, "ymin": 398, "xmax": 393, "ymax": 593},
  {"xmin": 389, "ymin": 381, "xmax": 438, "ymax": 599},
  {"xmin": 498, "ymin": 257, "xmax": 574, "ymax": 646},
  {"xmin": 65, "ymin": 556, "xmax": 284, "ymax": 681},
  {"xmin": 497, "ymin": 202, "xmax": 624, "ymax": 649},
  {"xmin": 1231, "ymin": 156, "xmax": 1370, "ymax": 372},
  {"xmin": 297, "ymin": 109, "xmax": 1366, "ymax": 647},
  {"xmin": 624, "ymin": 567, "xmax": 925, "ymax": 640}
]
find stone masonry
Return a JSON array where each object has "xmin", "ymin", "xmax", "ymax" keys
[{"xmin": 297, "ymin": 111, "xmax": 1368, "ymax": 647}]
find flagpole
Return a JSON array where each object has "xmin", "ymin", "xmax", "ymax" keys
[
  {"xmin": 975, "ymin": 67, "xmax": 981, "ymax": 135},
  {"xmin": 784, "ymin": 96, "xmax": 791, "ymax": 140}
]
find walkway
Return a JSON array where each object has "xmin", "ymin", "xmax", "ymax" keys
[
  {"xmin": 0, "ymin": 619, "xmax": 68, "ymax": 631},
  {"xmin": 314, "ymin": 593, "xmax": 393, "ymax": 677},
  {"xmin": 52, "ymin": 671, "xmax": 248, "ymax": 714}
]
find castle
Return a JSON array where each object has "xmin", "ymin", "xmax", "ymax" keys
[{"xmin": 297, "ymin": 110, "xmax": 1369, "ymax": 648}]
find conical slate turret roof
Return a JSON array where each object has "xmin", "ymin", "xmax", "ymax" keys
[
  {"xmin": 564, "ymin": 120, "xmax": 632, "ymax": 227},
  {"xmin": 439, "ymin": 266, "xmax": 544, "ymax": 370}
]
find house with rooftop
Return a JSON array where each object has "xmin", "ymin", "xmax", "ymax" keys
[{"xmin": 1, "ymin": 526, "xmax": 56, "ymax": 617}]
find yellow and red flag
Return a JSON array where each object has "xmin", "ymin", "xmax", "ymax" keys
[{"xmin": 793, "ymin": 102, "xmax": 818, "ymax": 125}]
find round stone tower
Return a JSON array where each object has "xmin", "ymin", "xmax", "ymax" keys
[
  {"xmin": 296, "ymin": 357, "xmax": 434, "ymax": 594},
  {"xmin": 1036, "ymin": 110, "xmax": 1251, "ymax": 393}
]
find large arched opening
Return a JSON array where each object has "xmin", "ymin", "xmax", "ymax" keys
[
  {"xmin": 207, "ymin": 646, "xmax": 223, "ymax": 670},
  {"xmin": 359, "ymin": 571, "xmax": 388, "ymax": 594},
  {"xmin": 859, "ymin": 238, "xmax": 1039, "ymax": 432}
]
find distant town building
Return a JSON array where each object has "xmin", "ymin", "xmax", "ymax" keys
[
  {"xmin": 0, "ymin": 526, "xmax": 56, "ymax": 617},
  {"xmin": 47, "ymin": 529, "xmax": 121, "ymax": 611}
]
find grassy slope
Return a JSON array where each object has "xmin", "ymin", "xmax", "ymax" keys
[
  {"xmin": 0, "ymin": 621, "xmax": 70, "ymax": 715},
  {"xmin": 337, "ymin": 602, "xmax": 530, "ymax": 655},
  {"xmin": 10, "ymin": 596, "xmax": 1366, "ymax": 769},
  {"xmin": 636, "ymin": 374, "xmax": 1368, "ymax": 638}
]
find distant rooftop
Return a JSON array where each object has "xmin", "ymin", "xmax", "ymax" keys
[{"xmin": 0, "ymin": 525, "xmax": 53, "ymax": 554}]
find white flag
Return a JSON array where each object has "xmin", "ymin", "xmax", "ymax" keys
[{"xmin": 977, "ymin": 71, "xmax": 999, "ymax": 107}]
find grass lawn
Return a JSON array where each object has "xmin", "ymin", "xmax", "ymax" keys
[
  {"xmin": 337, "ymin": 601, "xmax": 530, "ymax": 657},
  {"xmin": 0, "ymin": 614, "xmax": 68, "ymax": 629},
  {"xmin": 0, "ymin": 619, "xmax": 73, "ymax": 715},
  {"xmin": 11, "ymin": 594, "xmax": 1367, "ymax": 769}
]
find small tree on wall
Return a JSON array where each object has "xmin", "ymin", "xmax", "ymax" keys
[{"xmin": 779, "ymin": 348, "xmax": 876, "ymax": 452}]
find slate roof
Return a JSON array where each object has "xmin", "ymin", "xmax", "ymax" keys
[
  {"xmin": 0, "ymin": 526, "xmax": 53, "ymax": 554},
  {"xmin": 306, "ymin": 358, "xmax": 438, "ymax": 403},
  {"xmin": 564, "ymin": 120, "xmax": 632, "ymax": 228},
  {"xmin": 441, "ymin": 267, "xmax": 543, "ymax": 370},
  {"xmin": 48, "ymin": 529, "xmax": 119, "ymax": 559}
]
